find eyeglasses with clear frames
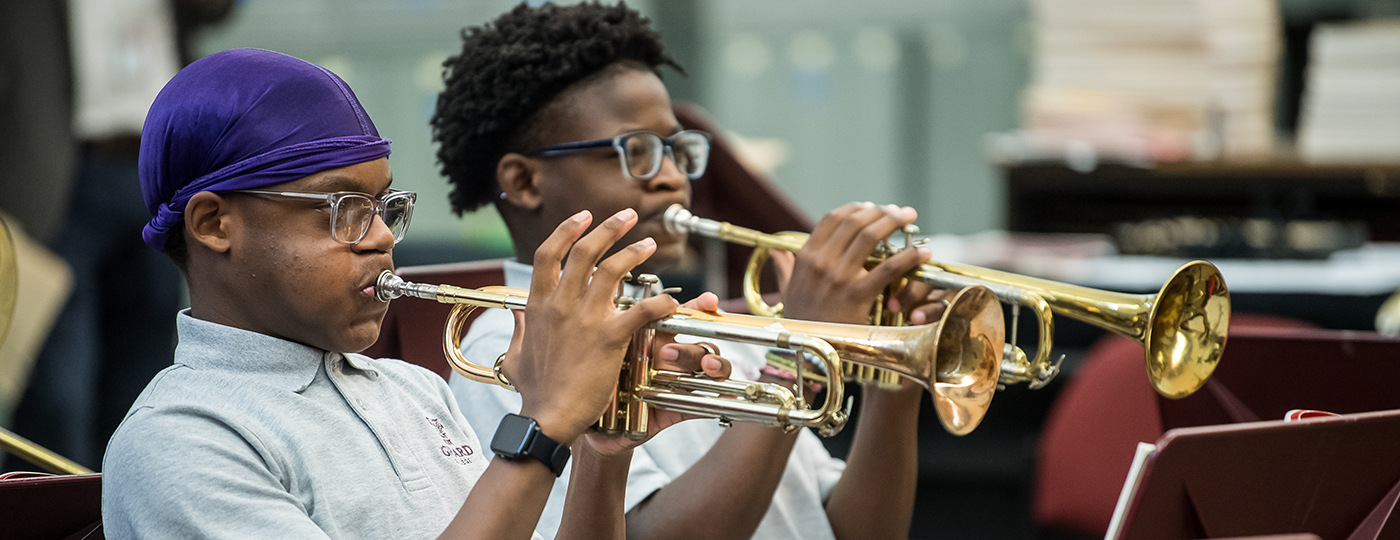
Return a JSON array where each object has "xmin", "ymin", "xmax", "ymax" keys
[
  {"xmin": 227, "ymin": 189, "xmax": 416, "ymax": 245},
  {"xmin": 528, "ymin": 130, "xmax": 711, "ymax": 181}
]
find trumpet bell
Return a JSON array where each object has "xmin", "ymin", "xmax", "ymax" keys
[
  {"xmin": 929, "ymin": 286, "xmax": 1004, "ymax": 434},
  {"xmin": 1144, "ymin": 260, "xmax": 1230, "ymax": 398},
  {"xmin": 922, "ymin": 258, "xmax": 1231, "ymax": 399},
  {"xmin": 708, "ymin": 285, "xmax": 1006, "ymax": 435}
]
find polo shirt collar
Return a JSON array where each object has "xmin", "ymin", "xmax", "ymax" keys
[{"xmin": 173, "ymin": 309, "xmax": 376, "ymax": 393}]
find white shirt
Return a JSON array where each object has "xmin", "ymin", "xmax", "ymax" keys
[
  {"xmin": 449, "ymin": 260, "xmax": 846, "ymax": 540},
  {"xmin": 104, "ymin": 310, "xmax": 543, "ymax": 540}
]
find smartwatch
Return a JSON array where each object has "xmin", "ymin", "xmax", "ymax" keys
[{"xmin": 491, "ymin": 413, "xmax": 570, "ymax": 477}]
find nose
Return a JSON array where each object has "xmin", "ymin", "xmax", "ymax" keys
[
  {"xmin": 354, "ymin": 214, "xmax": 396, "ymax": 253},
  {"xmin": 645, "ymin": 148, "xmax": 689, "ymax": 192}
]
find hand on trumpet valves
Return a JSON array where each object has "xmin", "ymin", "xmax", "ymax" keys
[
  {"xmin": 662, "ymin": 291, "xmax": 730, "ymax": 378},
  {"xmin": 586, "ymin": 291, "xmax": 736, "ymax": 456},
  {"xmin": 891, "ymin": 288, "xmax": 957, "ymax": 326},
  {"xmin": 503, "ymin": 209, "xmax": 681, "ymax": 454},
  {"xmin": 774, "ymin": 202, "xmax": 933, "ymax": 325}
]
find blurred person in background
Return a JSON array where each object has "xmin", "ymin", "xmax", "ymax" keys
[{"xmin": 2, "ymin": 0, "xmax": 233, "ymax": 471}]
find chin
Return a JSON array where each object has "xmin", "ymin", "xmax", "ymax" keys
[
  {"xmin": 340, "ymin": 321, "xmax": 384, "ymax": 354},
  {"xmin": 639, "ymin": 241, "xmax": 685, "ymax": 274}
]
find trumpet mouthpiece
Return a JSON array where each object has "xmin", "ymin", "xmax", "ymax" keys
[
  {"xmin": 662, "ymin": 204, "xmax": 693, "ymax": 235},
  {"xmin": 375, "ymin": 270, "xmax": 405, "ymax": 303}
]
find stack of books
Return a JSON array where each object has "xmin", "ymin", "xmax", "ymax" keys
[
  {"xmin": 1012, "ymin": 0, "xmax": 1281, "ymax": 165},
  {"xmin": 1298, "ymin": 20, "xmax": 1400, "ymax": 164}
]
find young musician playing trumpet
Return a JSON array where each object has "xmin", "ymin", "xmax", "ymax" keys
[
  {"xmin": 432, "ymin": 4, "xmax": 954, "ymax": 539},
  {"xmin": 102, "ymin": 48, "xmax": 730, "ymax": 539}
]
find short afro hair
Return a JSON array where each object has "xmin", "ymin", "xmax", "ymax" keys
[{"xmin": 432, "ymin": 2, "xmax": 683, "ymax": 214}]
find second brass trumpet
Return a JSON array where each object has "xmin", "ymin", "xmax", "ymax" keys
[{"xmin": 663, "ymin": 204, "xmax": 1231, "ymax": 400}]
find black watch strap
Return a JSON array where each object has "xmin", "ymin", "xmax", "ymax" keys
[
  {"xmin": 491, "ymin": 413, "xmax": 571, "ymax": 477},
  {"xmin": 524, "ymin": 431, "xmax": 571, "ymax": 477}
]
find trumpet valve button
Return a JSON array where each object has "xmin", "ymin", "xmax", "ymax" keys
[
  {"xmin": 902, "ymin": 225, "xmax": 921, "ymax": 249},
  {"xmin": 634, "ymin": 274, "xmax": 661, "ymax": 299}
]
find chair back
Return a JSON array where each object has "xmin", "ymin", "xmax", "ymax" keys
[
  {"xmin": 675, "ymin": 102, "xmax": 812, "ymax": 296},
  {"xmin": 1034, "ymin": 314, "xmax": 1319, "ymax": 538},
  {"xmin": 0, "ymin": 472, "xmax": 103, "ymax": 539}
]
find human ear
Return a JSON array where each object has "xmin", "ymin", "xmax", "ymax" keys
[
  {"xmin": 496, "ymin": 153, "xmax": 543, "ymax": 211},
  {"xmin": 184, "ymin": 191, "xmax": 233, "ymax": 253}
]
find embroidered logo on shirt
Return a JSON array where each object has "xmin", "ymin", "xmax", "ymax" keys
[{"xmin": 427, "ymin": 417, "xmax": 475, "ymax": 465}]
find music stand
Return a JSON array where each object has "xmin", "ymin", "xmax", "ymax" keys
[
  {"xmin": 1112, "ymin": 409, "xmax": 1400, "ymax": 540},
  {"xmin": 0, "ymin": 472, "xmax": 102, "ymax": 539},
  {"xmin": 1157, "ymin": 327, "xmax": 1400, "ymax": 430}
]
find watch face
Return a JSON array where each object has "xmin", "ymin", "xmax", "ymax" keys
[{"xmin": 491, "ymin": 413, "xmax": 536, "ymax": 456}]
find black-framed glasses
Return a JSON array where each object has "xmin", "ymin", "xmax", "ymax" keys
[
  {"xmin": 529, "ymin": 130, "xmax": 711, "ymax": 181},
  {"xmin": 227, "ymin": 189, "xmax": 416, "ymax": 245}
]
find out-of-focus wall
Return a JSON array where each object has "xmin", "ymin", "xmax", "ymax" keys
[
  {"xmin": 693, "ymin": 0, "xmax": 1030, "ymax": 235},
  {"xmin": 199, "ymin": 0, "xmax": 653, "ymax": 259},
  {"xmin": 197, "ymin": 0, "xmax": 1025, "ymax": 259}
]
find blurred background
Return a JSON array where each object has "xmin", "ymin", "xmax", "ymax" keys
[
  {"xmin": 4, "ymin": 0, "xmax": 1400, "ymax": 538},
  {"xmin": 190, "ymin": 0, "xmax": 1400, "ymax": 265}
]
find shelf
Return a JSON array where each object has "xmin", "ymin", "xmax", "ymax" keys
[{"xmin": 1005, "ymin": 162, "xmax": 1400, "ymax": 241}]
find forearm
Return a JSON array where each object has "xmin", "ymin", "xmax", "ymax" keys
[
  {"xmin": 624, "ymin": 424, "xmax": 800, "ymax": 540},
  {"xmin": 440, "ymin": 458, "xmax": 558, "ymax": 540},
  {"xmin": 556, "ymin": 444, "xmax": 633, "ymax": 540},
  {"xmin": 825, "ymin": 384, "xmax": 922, "ymax": 540}
]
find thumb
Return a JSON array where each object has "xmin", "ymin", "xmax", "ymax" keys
[
  {"xmin": 682, "ymin": 291, "xmax": 721, "ymax": 313},
  {"xmin": 508, "ymin": 310, "xmax": 526, "ymax": 356},
  {"xmin": 771, "ymin": 250, "xmax": 795, "ymax": 295}
]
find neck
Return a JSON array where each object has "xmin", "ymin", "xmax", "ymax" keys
[
  {"xmin": 497, "ymin": 204, "xmax": 676, "ymax": 273},
  {"xmin": 185, "ymin": 268, "xmax": 253, "ymax": 336}
]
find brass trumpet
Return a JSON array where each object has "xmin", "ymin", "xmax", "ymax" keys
[
  {"xmin": 0, "ymin": 427, "xmax": 93, "ymax": 475},
  {"xmin": 374, "ymin": 269, "xmax": 1006, "ymax": 437},
  {"xmin": 663, "ymin": 204, "xmax": 1231, "ymax": 399}
]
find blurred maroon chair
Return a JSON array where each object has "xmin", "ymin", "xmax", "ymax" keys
[
  {"xmin": 675, "ymin": 102, "xmax": 811, "ymax": 297},
  {"xmin": 362, "ymin": 260, "xmax": 506, "ymax": 380},
  {"xmin": 0, "ymin": 472, "xmax": 103, "ymax": 539},
  {"xmin": 1034, "ymin": 314, "xmax": 1320, "ymax": 539}
]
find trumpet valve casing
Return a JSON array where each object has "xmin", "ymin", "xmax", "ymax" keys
[{"xmin": 595, "ymin": 274, "xmax": 661, "ymax": 440}]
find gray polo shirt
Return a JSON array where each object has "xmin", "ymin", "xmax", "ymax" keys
[{"xmin": 103, "ymin": 310, "xmax": 502, "ymax": 539}]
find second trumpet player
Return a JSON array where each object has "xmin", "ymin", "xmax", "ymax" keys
[{"xmin": 433, "ymin": 5, "xmax": 999, "ymax": 537}]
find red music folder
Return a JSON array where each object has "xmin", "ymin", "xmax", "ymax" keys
[
  {"xmin": 1110, "ymin": 409, "xmax": 1400, "ymax": 540},
  {"xmin": 0, "ymin": 472, "xmax": 102, "ymax": 539}
]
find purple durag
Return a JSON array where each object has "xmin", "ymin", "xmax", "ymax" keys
[{"xmin": 139, "ymin": 48, "xmax": 392, "ymax": 252}]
